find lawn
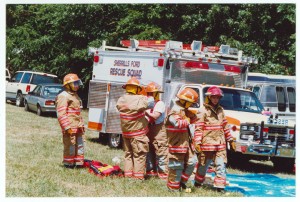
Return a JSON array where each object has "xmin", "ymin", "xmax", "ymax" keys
[{"xmin": 5, "ymin": 103, "xmax": 294, "ymax": 197}]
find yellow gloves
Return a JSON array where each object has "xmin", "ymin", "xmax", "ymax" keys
[
  {"xmin": 195, "ymin": 144, "xmax": 201, "ymax": 153},
  {"xmin": 66, "ymin": 128, "xmax": 73, "ymax": 135},
  {"xmin": 230, "ymin": 141, "xmax": 236, "ymax": 151}
]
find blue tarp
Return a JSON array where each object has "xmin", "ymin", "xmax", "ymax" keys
[{"xmin": 209, "ymin": 173, "xmax": 295, "ymax": 197}]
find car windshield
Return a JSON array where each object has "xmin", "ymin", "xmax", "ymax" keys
[
  {"xmin": 31, "ymin": 74, "xmax": 59, "ymax": 85},
  {"xmin": 43, "ymin": 86, "xmax": 63, "ymax": 96},
  {"xmin": 203, "ymin": 87, "xmax": 264, "ymax": 113}
]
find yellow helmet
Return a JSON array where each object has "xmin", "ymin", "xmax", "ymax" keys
[
  {"xmin": 177, "ymin": 88, "xmax": 199, "ymax": 103},
  {"xmin": 145, "ymin": 82, "xmax": 164, "ymax": 93},
  {"xmin": 122, "ymin": 77, "xmax": 142, "ymax": 94},
  {"xmin": 63, "ymin": 73, "xmax": 80, "ymax": 86}
]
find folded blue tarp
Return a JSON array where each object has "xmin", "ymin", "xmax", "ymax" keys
[{"xmin": 221, "ymin": 173, "xmax": 295, "ymax": 197}]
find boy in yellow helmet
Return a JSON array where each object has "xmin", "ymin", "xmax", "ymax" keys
[
  {"xmin": 56, "ymin": 73, "xmax": 84, "ymax": 168},
  {"xmin": 165, "ymin": 88, "xmax": 200, "ymax": 192},
  {"xmin": 144, "ymin": 82, "xmax": 168, "ymax": 180},
  {"xmin": 116, "ymin": 77, "xmax": 154, "ymax": 180}
]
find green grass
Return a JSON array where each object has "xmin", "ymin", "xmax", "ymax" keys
[{"xmin": 5, "ymin": 103, "xmax": 293, "ymax": 197}]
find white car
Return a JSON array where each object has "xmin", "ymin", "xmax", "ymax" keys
[
  {"xmin": 6, "ymin": 68, "xmax": 11, "ymax": 81},
  {"xmin": 6, "ymin": 70, "xmax": 59, "ymax": 107}
]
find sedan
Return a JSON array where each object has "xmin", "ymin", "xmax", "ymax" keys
[{"xmin": 24, "ymin": 83, "xmax": 63, "ymax": 116}]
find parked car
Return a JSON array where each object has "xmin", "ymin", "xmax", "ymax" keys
[
  {"xmin": 24, "ymin": 83, "xmax": 63, "ymax": 116},
  {"xmin": 6, "ymin": 70, "xmax": 59, "ymax": 107},
  {"xmin": 6, "ymin": 68, "xmax": 11, "ymax": 81}
]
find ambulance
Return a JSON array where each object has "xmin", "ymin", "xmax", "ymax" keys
[{"xmin": 87, "ymin": 39, "xmax": 295, "ymax": 171}]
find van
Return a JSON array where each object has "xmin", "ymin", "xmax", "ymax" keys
[{"xmin": 247, "ymin": 72, "xmax": 296, "ymax": 121}]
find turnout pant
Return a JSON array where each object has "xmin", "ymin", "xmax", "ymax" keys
[
  {"xmin": 123, "ymin": 135, "xmax": 149, "ymax": 179},
  {"xmin": 167, "ymin": 146, "xmax": 197, "ymax": 190},
  {"xmin": 146, "ymin": 123, "xmax": 168, "ymax": 179},
  {"xmin": 63, "ymin": 132, "xmax": 84, "ymax": 166},
  {"xmin": 195, "ymin": 150, "xmax": 227, "ymax": 188}
]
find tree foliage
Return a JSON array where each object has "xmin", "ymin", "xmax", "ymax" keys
[{"xmin": 6, "ymin": 4, "xmax": 296, "ymax": 88}]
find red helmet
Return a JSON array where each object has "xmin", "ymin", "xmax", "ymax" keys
[{"xmin": 205, "ymin": 86, "xmax": 223, "ymax": 97}]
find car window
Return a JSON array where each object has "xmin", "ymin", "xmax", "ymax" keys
[
  {"xmin": 32, "ymin": 85, "xmax": 42, "ymax": 96},
  {"xmin": 276, "ymin": 86, "xmax": 286, "ymax": 112},
  {"xmin": 11, "ymin": 72, "xmax": 23, "ymax": 83},
  {"xmin": 31, "ymin": 74, "xmax": 58, "ymax": 85},
  {"xmin": 287, "ymin": 87, "xmax": 296, "ymax": 112},
  {"xmin": 260, "ymin": 86, "xmax": 277, "ymax": 103},
  {"xmin": 43, "ymin": 86, "xmax": 63, "ymax": 96},
  {"xmin": 21, "ymin": 73, "xmax": 32, "ymax": 84}
]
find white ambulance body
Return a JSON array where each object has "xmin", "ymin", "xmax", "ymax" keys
[{"xmin": 88, "ymin": 40, "xmax": 295, "ymax": 171}]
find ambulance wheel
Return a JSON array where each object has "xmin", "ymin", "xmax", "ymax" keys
[{"xmin": 108, "ymin": 133, "xmax": 122, "ymax": 148}]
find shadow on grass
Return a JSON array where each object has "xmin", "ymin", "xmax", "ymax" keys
[{"xmin": 227, "ymin": 159, "xmax": 295, "ymax": 175}]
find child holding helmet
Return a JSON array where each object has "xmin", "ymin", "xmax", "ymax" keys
[
  {"xmin": 193, "ymin": 86, "xmax": 236, "ymax": 193},
  {"xmin": 116, "ymin": 77, "xmax": 154, "ymax": 180},
  {"xmin": 144, "ymin": 82, "xmax": 168, "ymax": 180},
  {"xmin": 165, "ymin": 87, "xmax": 200, "ymax": 192},
  {"xmin": 56, "ymin": 73, "xmax": 85, "ymax": 168}
]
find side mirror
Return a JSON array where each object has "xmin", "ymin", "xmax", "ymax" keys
[
  {"xmin": 28, "ymin": 91, "xmax": 33, "ymax": 95},
  {"xmin": 6, "ymin": 77, "xmax": 10, "ymax": 81}
]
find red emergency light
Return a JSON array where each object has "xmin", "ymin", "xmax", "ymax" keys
[
  {"xmin": 231, "ymin": 125, "xmax": 237, "ymax": 131},
  {"xmin": 157, "ymin": 58, "xmax": 164, "ymax": 67},
  {"xmin": 263, "ymin": 128, "xmax": 269, "ymax": 133},
  {"xmin": 289, "ymin": 129, "xmax": 295, "ymax": 135},
  {"xmin": 94, "ymin": 55, "xmax": 99, "ymax": 63},
  {"xmin": 224, "ymin": 65, "xmax": 241, "ymax": 73},
  {"xmin": 184, "ymin": 61, "xmax": 209, "ymax": 69}
]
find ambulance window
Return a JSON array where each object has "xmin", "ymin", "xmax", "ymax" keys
[
  {"xmin": 287, "ymin": 87, "xmax": 296, "ymax": 112},
  {"xmin": 276, "ymin": 86, "xmax": 286, "ymax": 112}
]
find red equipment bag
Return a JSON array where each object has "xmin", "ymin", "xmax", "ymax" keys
[{"xmin": 83, "ymin": 159, "xmax": 124, "ymax": 178}]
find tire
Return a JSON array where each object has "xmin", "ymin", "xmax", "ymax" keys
[
  {"xmin": 24, "ymin": 101, "xmax": 29, "ymax": 111},
  {"xmin": 108, "ymin": 133, "xmax": 122, "ymax": 148},
  {"xmin": 37, "ymin": 105, "xmax": 43, "ymax": 116},
  {"xmin": 16, "ymin": 92, "xmax": 24, "ymax": 107}
]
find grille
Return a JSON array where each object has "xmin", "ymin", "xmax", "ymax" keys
[
  {"xmin": 240, "ymin": 123, "xmax": 294, "ymax": 145},
  {"xmin": 268, "ymin": 127, "xmax": 287, "ymax": 134}
]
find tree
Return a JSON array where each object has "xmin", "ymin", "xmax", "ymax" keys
[{"xmin": 6, "ymin": 4, "xmax": 296, "ymax": 96}]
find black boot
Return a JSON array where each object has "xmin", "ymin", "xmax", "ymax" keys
[
  {"xmin": 194, "ymin": 182, "xmax": 202, "ymax": 188},
  {"xmin": 216, "ymin": 188, "xmax": 226, "ymax": 193},
  {"xmin": 64, "ymin": 164, "xmax": 75, "ymax": 169}
]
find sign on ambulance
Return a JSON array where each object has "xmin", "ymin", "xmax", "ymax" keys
[{"xmin": 92, "ymin": 52, "xmax": 166, "ymax": 86}]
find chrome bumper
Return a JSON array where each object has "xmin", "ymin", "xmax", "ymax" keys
[{"xmin": 235, "ymin": 142, "xmax": 295, "ymax": 158}]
